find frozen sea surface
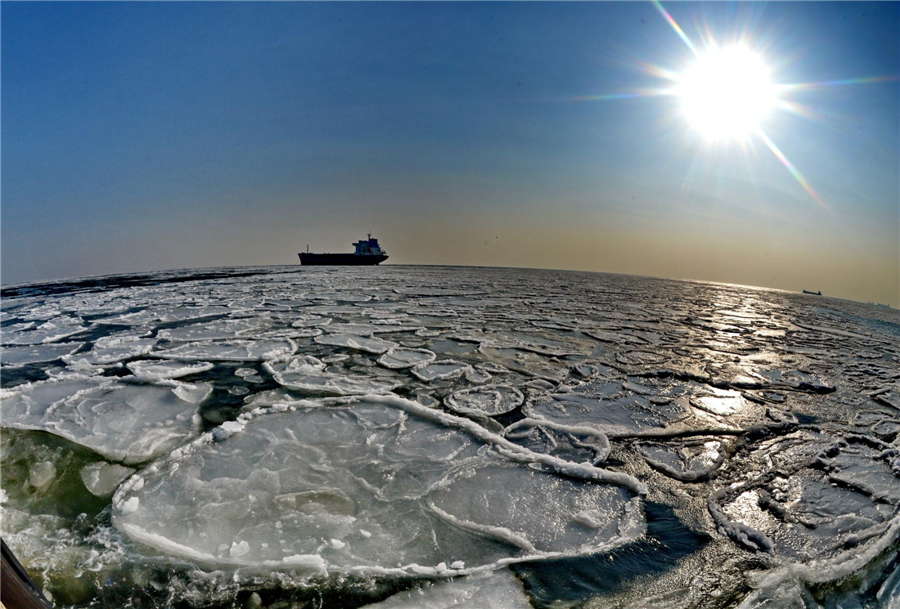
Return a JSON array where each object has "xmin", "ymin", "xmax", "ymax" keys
[{"xmin": 1, "ymin": 265, "xmax": 899, "ymax": 608}]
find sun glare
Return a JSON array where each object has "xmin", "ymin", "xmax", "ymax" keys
[{"xmin": 677, "ymin": 45, "xmax": 778, "ymax": 141}]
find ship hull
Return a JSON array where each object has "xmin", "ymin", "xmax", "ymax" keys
[{"xmin": 298, "ymin": 253, "xmax": 388, "ymax": 266}]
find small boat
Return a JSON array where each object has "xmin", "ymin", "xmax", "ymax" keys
[
  {"xmin": 298, "ymin": 235, "xmax": 389, "ymax": 266},
  {"xmin": 802, "ymin": 290, "xmax": 822, "ymax": 296}
]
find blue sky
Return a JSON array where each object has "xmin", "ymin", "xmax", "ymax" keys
[{"xmin": 3, "ymin": 2, "xmax": 898, "ymax": 306}]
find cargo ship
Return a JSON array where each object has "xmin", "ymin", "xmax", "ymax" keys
[{"xmin": 298, "ymin": 235, "xmax": 388, "ymax": 266}]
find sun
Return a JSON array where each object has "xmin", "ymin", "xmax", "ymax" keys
[{"xmin": 676, "ymin": 45, "xmax": 778, "ymax": 142}]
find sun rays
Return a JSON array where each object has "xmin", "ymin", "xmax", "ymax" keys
[{"xmin": 573, "ymin": 1, "xmax": 897, "ymax": 212}]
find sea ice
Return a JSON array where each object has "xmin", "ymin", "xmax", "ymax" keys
[
  {"xmin": 411, "ymin": 360, "xmax": 472, "ymax": 382},
  {"xmin": 152, "ymin": 339, "xmax": 295, "ymax": 362},
  {"xmin": 640, "ymin": 439, "xmax": 727, "ymax": 481},
  {"xmin": 126, "ymin": 360, "xmax": 215, "ymax": 380},
  {"xmin": 1, "ymin": 378, "xmax": 210, "ymax": 463},
  {"xmin": 526, "ymin": 390, "xmax": 687, "ymax": 434},
  {"xmin": 361, "ymin": 569, "xmax": 531, "ymax": 608},
  {"xmin": 265, "ymin": 356, "xmax": 402, "ymax": 396},
  {"xmin": 112, "ymin": 396, "xmax": 644, "ymax": 574},
  {"xmin": 2, "ymin": 317, "xmax": 87, "ymax": 345},
  {"xmin": 689, "ymin": 388, "xmax": 751, "ymax": 417},
  {"xmin": 157, "ymin": 319, "xmax": 266, "ymax": 342},
  {"xmin": 710, "ymin": 433, "xmax": 900, "ymax": 563},
  {"xmin": 63, "ymin": 334, "xmax": 156, "ymax": 366},
  {"xmin": 29, "ymin": 461, "xmax": 56, "ymax": 490},
  {"xmin": 5, "ymin": 266, "xmax": 900, "ymax": 607},
  {"xmin": 80, "ymin": 462, "xmax": 136, "ymax": 497},
  {"xmin": 314, "ymin": 334, "xmax": 398, "ymax": 354},
  {"xmin": 96, "ymin": 306, "xmax": 231, "ymax": 326},
  {"xmin": 291, "ymin": 315, "xmax": 332, "ymax": 328},
  {"xmin": 0, "ymin": 342, "xmax": 84, "ymax": 368},
  {"xmin": 445, "ymin": 385, "xmax": 524, "ymax": 417},
  {"xmin": 378, "ymin": 348, "xmax": 436, "ymax": 369}
]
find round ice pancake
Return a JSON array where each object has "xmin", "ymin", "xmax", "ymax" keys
[
  {"xmin": 112, "ymin": 397, "xmax": 644, "ymax": 576},
  {"xmin": 265, "ymin": 355, "xmax": 403, "ymax": 396},
  {"xmin": 378, "ymin": 348, "xmax": 436, "ymax": 369},
  {"xmin": 445, "ymin": 385, "xmax": 524, "ymax": 417}
]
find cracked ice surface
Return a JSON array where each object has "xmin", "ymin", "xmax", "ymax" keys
[
  {"xmin": 1, "ymin": 266, "xmax": 899, "ymax": 608},
  {"xmin": 112, "ymin": 396, "xmax": 644, "ymax": 574}
]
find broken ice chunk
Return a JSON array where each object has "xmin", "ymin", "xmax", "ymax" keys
[
  {"xmin": 29, "ymin": 461, "xmax": 56, "ymax": 490},
  {"xmin": 445, "ymin": 386, "xmax": 524, "ymax": 417},
  {"xmin": 152, "ymin": 339, "xmax": 295, "ymax": 362},
  {"xmin": 126, "ymin": 360, "xmax": 215, "ymax": 380},
  {"xmin": 2, "ymin": 317, "xmax": 86, "ymax": 345},
  {"xmin": 1, "ymin": 379, "xmax": 209, "ymax": 464},
  {"xmin": 640, "ymin": 439, "xmax": 727, "ymax": 482},
  {"xmin": 120, "ymin": 497, "xmax": 140, "ymax": 515},
  {"xmin": 229, "ymin": 540, "xmax": 250, "ymax": 558},
  {"xmin": 315, "ymin": 334, "xmax": 398, "ymax": 354},
  {"xmin": 411, "ymin": 360, "xmax": 472, "ymax": 382},
  {"xmin": 464, "ymin": 367, "xmax": 492, "ymax": 384},
  {"xmin": 157, "ymin": 319, "xmax": 266, "ymax": 342},
  {"xmin": 361, "ymin": 568, "xmax": 531, "ymax": 608},
  {"xmin": 63, "ymin": 334, "xmax": 156, "ymax": 366},
  {"xmin": 690, "ymin": 389, "xmax": 750, "ymax": 416},
  {"xmin": 265, "ymin": 356, "xmax": 402, "ymax": 396},
  {"xmin": 1, "ymin": 342, "xmax": 84, "ymax": 368},
  {"xmin": 378, "ymin": 348, "xmax": 436, "ymax": 369},
  {"xmin": 80, "ymin": 462, "xmax": 136, "ymax": 497}
]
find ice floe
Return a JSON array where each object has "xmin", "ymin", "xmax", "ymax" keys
[
  {"xmin": 445, "ymin": 385, "xmax": 524, "ymax": 417},
  {"xmin": 112, "ymin": 395, "xmax": 645, "ymax": 574},
  {"xmin": 2, "ymin": 316, "xmax": 87, "ymax": 345},
  {"xmin": 1, "ymin": 378, "xmax": 210, "ymax": 463},
  {"xmin": 314, "ymin": 333, "xmax": 398, "ymax": 354},
  {"xmin": 156, "ymin": 318, "xmax": 266, "ymax": 342},
  {"xmin": 264, "ymin": 356, "xmax": 403, "ymax": 396},
  {"xmin": 63, "ymin": 334, "xmax": 156, "ymax": 366},
  {"xmin": 411, "ymin": 360, "xmax": 472, "ymax": 382},
  {"xmin": 1, "ymin": 342, "xmax": 84, "ymax": 367},
  {"xmin": 126, "ymin": 360, "xmax": 215, "ymax": 380},
  {"xmin": 80, "ymin": 462, "xmax": 136, "ymax": 497},
  {"xmin": 361, "ymin": 569, "xmax": 531, "ymax": 608},
  {"xmin": 152, "ymin": 339, "xmax": 295, "ymax": 362},
  {"xmin": 377, "ymin": 347, "xmax": 436, "ymax": 369}
]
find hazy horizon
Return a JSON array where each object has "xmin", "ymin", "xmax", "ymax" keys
[{"xmin": 3, "ymin": 2, "xmax": 898, "ymax": 306}]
